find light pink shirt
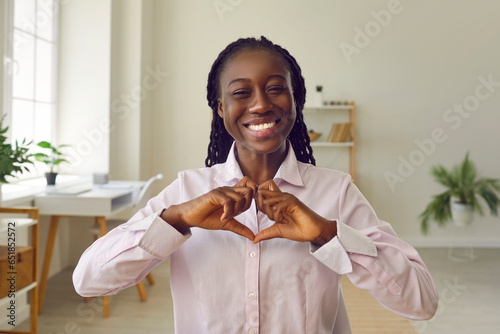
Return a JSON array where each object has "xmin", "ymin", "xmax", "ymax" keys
[{"xmin": 73, "ymin": 144, "xmax": 438, "ymax": 333}]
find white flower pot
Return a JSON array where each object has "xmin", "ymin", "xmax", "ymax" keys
[{"xmin": 451, "ymin": 201, "xmax": 474, "ymax": 226}]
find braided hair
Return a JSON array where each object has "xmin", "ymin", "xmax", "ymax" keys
[{"xmin": 205, "ymin": 36, "xmax": 315, "ymax": 167}]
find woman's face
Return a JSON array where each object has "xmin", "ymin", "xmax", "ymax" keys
[{"xmin": 218, "ymin": 49, "xmax": 296, "ymax": 157}]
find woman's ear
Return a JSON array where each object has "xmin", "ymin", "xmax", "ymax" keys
[{"xmin": 217, "ymin": 99, "xmax": 224, "ymax": 118}]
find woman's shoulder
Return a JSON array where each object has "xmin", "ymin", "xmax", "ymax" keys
[{"xmin": 297, "ymin": 161, "xmax": 352, "ymax": 181}]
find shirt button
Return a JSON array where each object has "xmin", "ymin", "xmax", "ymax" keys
[
  {"xmin": 249, "ymin": 329, "xmax": 256, "ymax": 334},
  {"xmin": 248, "ymin": 292, "xmax": 256, "ymax": 300},
  {"xmin": 249, "ymin": 251, "xmax": 256, "ymax": 258}
]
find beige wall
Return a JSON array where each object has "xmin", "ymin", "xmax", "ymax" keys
[
  {"xmin": 55, "ymin": 0, "xmax": 500, "ymax": 271},
  {"xmin": 147, "ymin": 0, "xmax": 500, "ymax": 246},
  {"xmin": 57, "ymin": 0, "xmax": 111, "ymax": 176},
  {"xmin": 57, "ymin": 0, "xmax": 112, "ymax": 269}
]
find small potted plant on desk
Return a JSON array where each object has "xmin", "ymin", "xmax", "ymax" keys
[
  {"xmin": 34, "ymin": 141, "xmax": 70, "ymax": 185},
  {"xmin": 0, "ymin": 117, "xmax": 33, "ymax": 201},
  {"xmin": 419, "ymin": 152, "xmax": 500, "ymax": 234}
]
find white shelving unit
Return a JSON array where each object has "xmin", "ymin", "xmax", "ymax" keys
[{"xmin": 304, "ymin": 101, "xmax": 356, "ymax": 182}]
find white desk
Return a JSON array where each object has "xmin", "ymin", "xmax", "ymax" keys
[
  {"xmin": 29, "ymin": 180, "xmax": 145, "ymax": 317},
  {"xmin": 35, "ymin": 181, "xmax": 144, "ymax": 217}
]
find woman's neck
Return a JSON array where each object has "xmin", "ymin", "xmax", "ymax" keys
[{"xmin": 235, "ymin": 142, "xmax": 288, "ymax": 185}]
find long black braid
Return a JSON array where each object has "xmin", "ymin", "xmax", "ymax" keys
[{"xmin": 205, "ymin": 36, "xmax": 315, "ymax": 167}]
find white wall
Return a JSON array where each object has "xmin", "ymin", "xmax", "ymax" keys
[
  {"xmin": 108, "ymin": 0, "xmax": 157, "ymax": 181},
  {"xmin": 147, "ymin": 0, "xmax": 500, "ymax": 246},
  {"xmin": 57, "ymin": 0, "xmax": 112, "ymax": 269},
  {"xmin": 56, "ymin": 0, "xmax": 500, "ymax": 273},
  {"xmin": 58, "ymin": 0, "xmax": 111, "ymax": 176}
]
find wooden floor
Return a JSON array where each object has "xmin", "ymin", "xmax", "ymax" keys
[{"xmin": 7, "ymin": 248, "xmax": 500, "ymax": 333}]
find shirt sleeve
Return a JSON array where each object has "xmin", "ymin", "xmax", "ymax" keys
[
  {"xmin": 310, "ymin": 176, "xmax": 439, "ymax": 321},
  {"xmin": 72, "ymin": 178, "xmax": 190, "ymax": 297}
]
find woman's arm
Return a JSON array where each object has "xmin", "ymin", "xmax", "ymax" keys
[
  {"xmin": 254, "ymin": 177, "xmax": 438, "ymax": 321},
  {"xmin": 73, "ymin": 179, "xmax": 187, "ymax": 297},
  {"xmin": 321, "ymin": 178, "xmax": 439, "ymax": 320},
  {"xmin": 73, "ymin": 176, "xmax": 258, "ymax": 297}
]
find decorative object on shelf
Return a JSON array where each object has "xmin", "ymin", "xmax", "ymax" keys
[
  {"xmin": 312, "ymin": 85, "xmax": 323, "ymax": 107},
  {"xmin": 0, "ymin": 115, "xmax": 33, "ymax": 202},
  {"xmin": 326, "ymin": 100, "xmax": 350, "ymax": 106},
  {"xmin": 303, "ymin": 101, "xmax": 356, "ymax": 182},
  {"xmin": 307, "ymin": 130, "xmax": 322, "ymax": 142},
  {"xmin": 419, "ymin": 152, "xmax": 500, "ymax": 234},
  {"xmin": 327, "ymin": 123, "xmax": 352, "ymax": 143},
  {"xmin": 34, "ymin": 141, "xmax": 71, "ymax": 185}
]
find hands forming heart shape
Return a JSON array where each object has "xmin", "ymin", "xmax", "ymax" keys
[{"xmin": 162, "ymin": 177, "xmax": 337, "ymax": 246}]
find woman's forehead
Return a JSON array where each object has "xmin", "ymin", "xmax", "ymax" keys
[{"xmin": 221, "ymin": 49, "xmax": 290, "ymax": 82}]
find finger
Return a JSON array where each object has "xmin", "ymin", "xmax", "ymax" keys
[
  {"xmin": 253, "ymin": 224, "xmax": 283, "ymax": 243},
  {"xmin": 221, "ymin": 188, "xmax": 250, "ymax": 220},
  {"xmin": 271, "ymin": 199, "xmax": 296, "ymax": 224},
  {"xmin": 235, "ymin": 176, "xmax": 258, "ymax": 198},
  {"xmin": 230, "ymin": 186, "xmax": 254, "ymax": 213},
  {"xmin": 258, "ymin": 179, "xmax": 282, "ymax": 192},
  {"xmin": 222, "ymin": 218, "xmax": 255, "ymax": 241},
  {"xmin": 257, "ymin": 192, "xmax": 289, "ymax": 219},
  {"xmin": 257, "ymin": 190, "xmax": 278, "ymax": 216},
  {"xmin": 260, "ymin": 196, "xmax": 276, "ymax": 221},
  {"xmin": 211, "ymin": 190, "xmax": 237, "ymax": 222}
]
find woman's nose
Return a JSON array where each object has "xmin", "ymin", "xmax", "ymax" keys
[{"xmin": 248, "ymin": 91, "xmax": 272, "ymax": 113}]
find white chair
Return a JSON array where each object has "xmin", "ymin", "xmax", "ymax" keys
[{"xmin": 87, "ymin": 173, "xmax": 163, "ymax": 306}]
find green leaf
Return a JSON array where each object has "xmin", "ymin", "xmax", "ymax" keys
[
  {"xmin": 52, "ymin": 158, "xmax": 68, "ymax": 165},
  {"xmin": 37, "ymin": 141, "xmax": 52, "ymax": 149}
]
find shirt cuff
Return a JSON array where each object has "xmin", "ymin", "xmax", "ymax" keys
[
  {"xmin": 310, "ymin": 236, "xmax": 352, "ymax": 274},
  {"xmin": 309, "ymin": 220, "xmax": 377, "ymax": 274},
  {"xmin": 136, "ymin": 210, "xmax": 191, "ymax": 259},
  {"xmin": 336, "ymin": 220, "xmax": 378, "ymax": 257}
]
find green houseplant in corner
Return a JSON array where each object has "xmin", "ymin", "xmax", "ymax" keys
[
  {"xmin": 0, "ymin": 116, "xmax": 33, "ymax": 202},
  {"xmin": 34, "ymin": 141, "xmax": 70, "ymax": 185},
  {"xmin": 419, "ymin": 152, "xmax": 500, "ymax": 234}
]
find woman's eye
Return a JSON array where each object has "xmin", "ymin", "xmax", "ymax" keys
[
  {"xmin": 232, "ymin": 90, "xmax": 250, "ymax": 97},
  {"xmin": 268, "ymin": 86, "xmax": 285, "ymax": 94}
]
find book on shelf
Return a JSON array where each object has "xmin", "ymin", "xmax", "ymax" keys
[{"xmin": 327, "ymin": 123, "xmax": 352, "ymax": 142}]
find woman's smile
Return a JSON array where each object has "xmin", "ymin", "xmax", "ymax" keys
[{"xmin": 243, "ymin": 117, "xmax": 283, "ymax": 138}]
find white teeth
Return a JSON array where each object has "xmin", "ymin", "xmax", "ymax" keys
[{"xmin": 247, "ymin": 122, "xmax": 276, "ymax": 131}]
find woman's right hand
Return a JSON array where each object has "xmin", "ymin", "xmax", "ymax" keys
[{"xmin": 161, "ymin": 177, "xmax": 257, "ymax": 241}]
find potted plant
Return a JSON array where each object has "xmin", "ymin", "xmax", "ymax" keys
[
  {"xmin": 0, "ymin": 117, "xmax": 33, "ymax": 182},
  {"xmin": 34, "ymin": 141, "xmax": 70, "ymax": 185},
  {"xmin": 419, "ymin": 152, "xmax": 500, "ymax": 234}
]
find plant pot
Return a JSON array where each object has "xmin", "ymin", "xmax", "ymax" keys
[
  {"xmin": 45, "ymin": 172, "xmax": 58, "ymax": 185},
  {"xmin": 451, "ymin": 201, "xmax": 473, "ymax": 226}
]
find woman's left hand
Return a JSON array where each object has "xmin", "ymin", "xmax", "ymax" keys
[{"xmin": 254, "ymin": 179, "xmax": 337, "ymax": 246}]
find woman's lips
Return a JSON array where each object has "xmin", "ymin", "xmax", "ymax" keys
[
  {"xmin": 244, "ymin": 119, "xmax": 282, "ymax": 138},
  {"xmin": 247, "ymin": 121, "xmax": 276, "ymax": 131}
]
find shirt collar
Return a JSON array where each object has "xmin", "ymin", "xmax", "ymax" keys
[{"xmin": 214, "ymin": 141, "xmax": 304, "ymax": 187}]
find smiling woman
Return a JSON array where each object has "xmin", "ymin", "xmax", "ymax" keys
[{"xmin": 73, "ymin": 36, "xmax": 438, "ymax": 334}]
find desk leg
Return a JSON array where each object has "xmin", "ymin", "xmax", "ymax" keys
[
  {"xmin": 96, "ymin": 216, "xmax": 111, "ymax": 318},
  {"xmin": 38, "ymin": 215, "xmax": 61, "ymax": 314}
]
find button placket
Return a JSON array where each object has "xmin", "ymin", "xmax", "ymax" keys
[{"xmin": 244, "ymin": 202, "xmax": 260, "ymax": 333}]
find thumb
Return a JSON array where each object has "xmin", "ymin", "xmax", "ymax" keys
[
  {"xmin": 222, "ymin": 218, "xmax": 255, "ymax": 241},
  {"xmin": 253, "ymin": 224, "xmax": 283, "ymax": 243}
]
